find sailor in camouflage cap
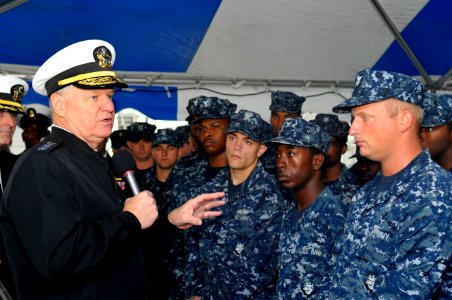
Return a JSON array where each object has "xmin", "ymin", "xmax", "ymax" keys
[
  {"xmin": 170, "ymin": 97, "xmax": 237, "ymax": 297},
  {"xmin": 311, "ymin": 113, "xmax": 359, "ymax": 205},
  {"xmin": 267, "ymin": 118, "xmax": 346, "ymax": 299},
  {"xmin": 329, "ymin": 69, "xmax": 451, "ymax": 299},
  {"xmin": 269, "ymin": 90, "xmax": 306, "ymax": 134},
  {"xmin": 420, "ymin": 93, "xmax": 452, "ymax": 171},
  {"xmin": 126, "ymin": 122, "xmax": 157, "ymax": 185},
  {"xmin": 184, "ymin": 110, "xmax": 286, "ymax": 299}
]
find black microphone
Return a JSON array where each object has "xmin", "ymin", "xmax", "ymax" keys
[{"xmin": 112, "ymin": 149, "xmax": 141, "ymax": 196}]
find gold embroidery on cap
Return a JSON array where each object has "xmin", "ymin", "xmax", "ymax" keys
[
  {"xmin": 58, "ymin": 71, "xmax": 116, "ymax": 86},
  {"xmin": 11, "ymin": 85, "xmax": 25, "ymax": 101},
  {"xmin": 77, "ymin": 76, "xmax": 119, "ymax": 86}
]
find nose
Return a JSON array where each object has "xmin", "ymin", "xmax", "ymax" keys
[
  {"xmin": 276, "ymin": 155, "xmax": 286, "ymax": 169},
  {"xmin": 4, "ymin": 113, "xmax": 16, "ymax": 127},
  {"xmin": 101, "ymin": 95, "xmax": 115, "ymax": 113},
  {"xmin": 234, "ymin": 139, "xmax": 243, "ymax": 151},
  {"xmin": 349, "ymin": 118, "xmax": 359, "ymax": 136}
]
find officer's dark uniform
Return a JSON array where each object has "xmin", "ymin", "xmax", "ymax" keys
[
  {"xmin": 0, "ymin": 39, "xmax": 149, "ymax": 299},
  {"xmin": 0, "ymin": 128, "xmax": 147, "ymax": 299}
]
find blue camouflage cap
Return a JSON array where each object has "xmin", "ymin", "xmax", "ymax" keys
[
  {"xmin": 269, "ymin": 91, "xmax": 305, "ymax": 113},
  {"xmin": 227, "ymin": 109, "xmax": 273, "ymax": 142},
  {"xmin": 421, "ymin": 93, "xmax": 452, "ymax": 127},
  {"xmin": 126, "ymin": 122, "xmax": 156, "ymax": 142},
  {"xmin": 152, "ymin": 128, "xmax": 180, "ymax": 147},
  {"xmin": 268, "ymin": 118, "xmax": 331, "ymax": 153},
  {"xmin": 194, "ymin": 96, "xmax": 237, "ymax": 122},
  {"xmin": 333, "ymin": 69, "xmax": 426, "ymax": 113},
  {"xmin": 175, "ymin": 125, "xmax": 191, "ymax": 144},
  {"xmin": 186, "ymin": 96, "xmax": 209, "ymax": 122},
  {"xmin": 311, "ymin": 113, "xmax": 350, "ymax": 138}
]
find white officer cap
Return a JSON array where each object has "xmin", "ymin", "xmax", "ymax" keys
[
  {"xmin": 0, "ymin": 75, "xmax": 28, "ymax": 114},
  {"xmin": 32, "ymin": 39, "xmax": 127, "ymax": 96}
]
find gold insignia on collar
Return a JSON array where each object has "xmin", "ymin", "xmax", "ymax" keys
[
  {"xmin": 93, "ymin": 46, "xmax": 112, "ymax": 68},
  {"xmin": 11, "ymin": 84, "xmax": 25, "ymax": 101}
]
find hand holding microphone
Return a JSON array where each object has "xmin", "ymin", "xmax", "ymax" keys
[{"xmin": 112, "ymin": 149, "xmax": 158, "ymax": 229}]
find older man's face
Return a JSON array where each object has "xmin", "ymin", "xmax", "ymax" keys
[
  {"xmin": 58, "ymin": 86, "xmax": 115, "ymax": 149},
  {"xmin": 0, "ymin": 111, "xmax": 17, "ymax": 147}
]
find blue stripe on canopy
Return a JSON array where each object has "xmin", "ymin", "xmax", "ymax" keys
[{"xmin": 374, "ymin": 0, "xmax": 452, "ymax": 76}]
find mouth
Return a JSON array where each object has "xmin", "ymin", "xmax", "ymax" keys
[
  {"xmin": 100, "ymin": 117, "xmax": 113, "ymax": 125},
  {"xmin": 277, "ymin": 173, "xmax": 289, "ymax": 182},
  {"xmin": 203, "ymin": 139, "xmax": 215, "ymax": 147},
  {"xmin": 355, "ymin": 140, "xmax": 365, "ymax": 147},
  {"xmin": 230, "ymin": 154, "xmax": 241, "ymax": 160}
]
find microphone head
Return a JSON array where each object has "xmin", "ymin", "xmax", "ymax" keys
[{"xmin": 112, "ymin": 149, "xmax": 136, "ymax": 175}]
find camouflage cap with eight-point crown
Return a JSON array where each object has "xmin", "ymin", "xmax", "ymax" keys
[
  {"xmin": 186, "ymin": 96, "xmax": 209, "ymax": 122},
  {"xmin": 0, "ymin": 75, "xmax": 27, "ymax": 114},
  {"xmin": 126, "ymin": 122, "xmax": 157, "ymax": 142},
  {"xmin": 269, "ymin": 91, "xmax": 305, "ymax": 113},
  {"xmin": 333, "ymin": 69, "xmax": 426, "ymax": 113},
  {"xmin": 267, "ymin": 118, "xmax": 331, "ymax": 154},
  {"xmin": 32, "ymin": 39, "xmax": 127, "ymax": 96},
  {"xmin": 227, "ymin": 109, "xmax": 273, "ymax": 142},
  {"xmin": 311, "ymin": 113, "xmax": 349, "ymax": 138},
  {"xmin": 421, "ymin": 93, "xmax": 452, "ymax": 128},
  {"xmin": 175, "ymin": 125, "xmax": 191, "ymax": 144},
  {"xmin": 152, "ymin": 128, "xmax": 180, "ymax": 147},
  {"xmin": 194, "ymin": 97, "xmax": 237, "ymax": 123}
]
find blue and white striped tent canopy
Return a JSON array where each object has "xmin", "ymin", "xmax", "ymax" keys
[{"xmin": 1, "ymin": 0, "xmax": 451, "ymax": 120}]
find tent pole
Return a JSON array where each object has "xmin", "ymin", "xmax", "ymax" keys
[
  {"xmin": 368, "ymin": 0, "xmax": 435, "ymax": 89},
  {"xmin": 434, "ymin": 68, "xmax": 452, "ymax": 91}
]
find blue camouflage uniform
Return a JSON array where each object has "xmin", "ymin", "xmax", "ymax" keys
[
  {"xmin": 168, "ymin": 97, "xmax": 236, "ymax": 299},
  {"xmin": 421, "ymin": 93, "xmax": 452, "ymax": 299},
  {"xmin": 276, "ymin": 187, "xmax": 346, "ymax": 299},
  {"xmin": 184, "ymin": 110, "xmax": 286, "ymax": 299},
  {"xmin": 329, "ymin": 150, "xmax": 451, "ymax": 299},
  {"xmin": 326, "ymin": 165, "xmax": 360, "ymax": 205},
  {"xmin": 312, "ymin": 113, "xmax": 360, "ymax": 205},
  {"xmin": 268, "ymin": 118, "xmax": 347, "ymax": 299},
  {"xmin": 330, "ymin": 69, "xmax": 452, "ymax": 299}
]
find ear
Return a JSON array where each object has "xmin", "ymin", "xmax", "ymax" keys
[
  {"xmin": 312, "ymin": 153, "xmax": 325, "ymax": 171},
  {"xmin": 257, "ymin": 144, "xmax": 268, "ymax": 158},
  {"xmin": 126, "ymin": 141, "xmax": 133, "ymax": 148},
  {"xmin": 398, "ymin": 109, "xmax": 414, "ymax": 132},
  {"xmin": 49, "ymin": 93, "xmax": 65, "ymax": 117}
]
